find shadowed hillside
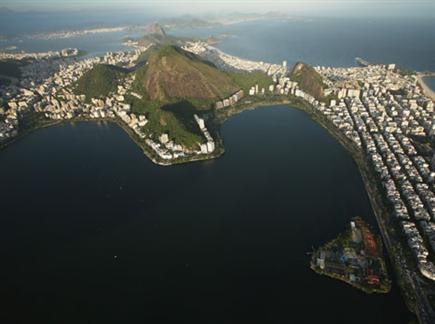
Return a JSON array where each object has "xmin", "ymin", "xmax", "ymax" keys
[
  {"xmin": 290, "ymin": 62, "xmax": 325, "ymax": 100},
  {"xmin": 133, "ymin": 45, "xmax": 240, "ymax": 107}
]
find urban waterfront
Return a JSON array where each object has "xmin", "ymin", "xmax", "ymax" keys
[
  {"xmin": 3, "ymin": 18, "xmax": 435, "ymax": 72},
  {"xmin": 0, "ymin": 107, "xmax": 411, "ymax": 323},
  {"xmin": 173, "ymin": 18, "xmax": 435, "ymax": 72},
  {"xmin": 1, "ymin": 9, "xmax": 435, "ymax": 323}
]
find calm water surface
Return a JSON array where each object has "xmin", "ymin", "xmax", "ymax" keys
[
  {"xmin": 1, "ymin": 31, "xmax": 144, "ymax": 58},
  {"xmin": 2, "ymin": 15, "xmax": 430, "ymax": 324},
  {"xmin": 173, "ymin": 18, "xmax": 435, "ymax": 71},
  {"xmin": 0, "ymin": 106, "xmax": 411, "ymax": 323},
  {"xmin": 424, "ymin": 77, "xmax": 435, "ymax": 91},
  {"xmin": 3, "ymin": 18, "xmax": 435, "ymax": 71}
]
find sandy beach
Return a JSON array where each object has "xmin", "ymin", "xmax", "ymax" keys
[{"xmin": 417, "ymin": 73, "xmax": 435, "ymax": 102}]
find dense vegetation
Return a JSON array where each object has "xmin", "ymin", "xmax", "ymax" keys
[
  {"xmin": 135, "ymin": 45, "xmax": 160, "ymax": 64},
  {"xmin": 126, "ymin": 94, "xmax": 203, "ymax": 148},
  {"xmin": 133, "ymin": 45, "xmax": 239, "ymax": 106},
  {"xmin": 396, "ymin": 66, "xmax": 415, "ymax": 77},
  {"xmin": 129, "ymin": 47, "xmax": 277, "ymax": 148},
  {"xmin": 127, "ymin": 45, "xmax": 277, "ymax": 148},
  {"xmin": 71, "ymin": 44, "xmax": 276, "ymax": 149},
  {"xmin": 311, "ymin": 218, "xmax": 391, "ymax": 294},
  {"xmin": 290, "ymin": 62, "xmax": 325, "ymax": 100},
  {"xmin": 73, "ymin": 64, "xmax": 127, "ymax": 102},
  {"xmin": 228, "ymin": 71, "xmax": 272, "ymax": 93}
]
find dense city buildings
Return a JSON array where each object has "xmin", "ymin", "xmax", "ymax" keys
[
  {"xmin": 0, "ymin": 46, "xmax": 219, "ymax": 163},
  {"xmin": 312, "ymin": 64, "xmax": 435, "ymax": 281},
  {"xmin": 0, "ymin": 40, "xmax": 434, "ymax": 322}
]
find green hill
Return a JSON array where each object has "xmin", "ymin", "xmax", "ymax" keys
[
  {"xmin": 138, "ymin": 23, "xmax": 185, "ymax": 47},
  {"xmin": 73, "ymin": 64, "xmax": 127, "ymax": 102},
  {"xmin": 290, "ymin": 62, "xmax": 325, "ymax": 100},
  {"xmin": 133, "ymin": 45, "xmax": 240, "ymax": 108},
  {"xmin": 126, "ymin": 45, "xmax": 246, "ymax": 149},
  {"xmin": 70, "ymin": 45, "xmax": 271, "ymax": 150},
  {"xmin": 146, "ymin": 23, "xmax": 167, "ymax": 38}
]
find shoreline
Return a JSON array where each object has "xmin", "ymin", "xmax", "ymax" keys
[
  {"xmin": 310, "ymin": 264, "xmax": 391, "ymax": 294},
  {"xmin": 417, "ymin": 74, "xmax": 435, "ymax": 102},
  {"xmin": 0, "ymin": 114, "xmax": 225, "ymax": 167},
  {"xmin": 0, "ymin": 96, "xmax": 429, "ymax": 321},
  {"xmin": 0, "ymin": 96, "xmax": 302, "ymax": 166},
  {"xmin": 309, "ymin": 217, "xmax": 391, "ymax": 295},
  {"xmin": 221, "ymin": 97, "xmax": 430, "ymax": 322},
  {"xmin": 287, "ymin": 101, "xmax": 432, "ymax": 323}
]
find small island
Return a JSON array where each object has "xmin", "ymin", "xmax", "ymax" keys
[{"xmin": 311, "ymin": 217, "xmax": 391, "ymax": 294}]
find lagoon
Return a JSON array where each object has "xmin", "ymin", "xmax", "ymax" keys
[{"xmin": 0, "ymin": 106, "xmax": 410, "ymax": 323}]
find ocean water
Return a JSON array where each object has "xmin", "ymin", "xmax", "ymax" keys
[
  {"xmin": 424, "ymin": 77, "xmax": 435, "ymax": 92},
  {"xmin": 172, "ymin": 18, "xmax": 435, "ymax": 71},
  {"xmin": 2, "ymin": 17, "xmax": 435, "ymax": 72},
  {"xmin": 0, "ymin": 10, "xmax": 152, "ymax": 35},
  {"xmin": 0, "ymin": 10, "xmax": 150, "ymax": 57},
  {"xmin": 0, "ymin": 31, "xmax": 144, "ymax": 58}
]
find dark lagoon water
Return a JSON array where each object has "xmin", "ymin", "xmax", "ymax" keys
[
  {"xmin": 3, "ymin": 16, "xmax": 434, "ymax": 323},
  {"xmin": 0, "ymin": 107, "xmax": 411, "ymax": 323}
]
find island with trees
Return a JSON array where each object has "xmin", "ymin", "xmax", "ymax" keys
[{"xmin": 311, "ymin": 217, "xmax": 391, "ymax": 294}]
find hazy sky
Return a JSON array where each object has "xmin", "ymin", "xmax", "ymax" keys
[{"xmin": 1, "ymin": 0, "xmax": 434, "ymax": 18}]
